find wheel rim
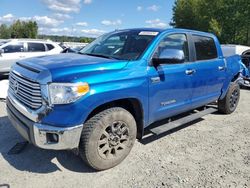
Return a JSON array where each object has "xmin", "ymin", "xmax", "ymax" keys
[
  {"xmin": 229, "ymin": 89, "xmax": 239, "ymax": 111},
  {"xmin": 98, "ymin": 121, "xmax": 129, "ymax": 159}
]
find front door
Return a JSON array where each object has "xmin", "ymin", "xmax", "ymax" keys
[
  {"xmin": 148, "ymin": 33, "xmax": 193, "ymax": 124},
  {"xmin": 0, "ymin": 42, "xmax": 25, "ymax": 72}
]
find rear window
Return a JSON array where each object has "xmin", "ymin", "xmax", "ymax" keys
[
  {"xmin": 193, "ymin": 35, "xmax": 218, "ymax": 61},
  {"xmin": 28, "ymin": 42, "xmax": 46, "ymax": 52},
  {"xmin": 46, "ymin": 44, "xmax": 54, "ymax": 50}
]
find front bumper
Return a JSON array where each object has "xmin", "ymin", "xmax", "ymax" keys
[{"xmin": 6, "ymin": 96, "xmax": 83, "ymax": 150}]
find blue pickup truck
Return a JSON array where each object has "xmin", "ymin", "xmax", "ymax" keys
[{"xmin": 7, "ymin": 28, "xmax": 241, "ymax": 170}]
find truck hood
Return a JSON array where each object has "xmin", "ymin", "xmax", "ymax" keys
[{"xmin": 17, "ymin": 53, "xmax": 129, "ymax": 82}]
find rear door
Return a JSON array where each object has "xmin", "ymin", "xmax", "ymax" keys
[
  {"xmin": 187, "ymin": 35, "xmax": 226, "ymax": 108},
  {"xmin": 25, "ymin": 42, "xmax": 47, "ymax": 58}
]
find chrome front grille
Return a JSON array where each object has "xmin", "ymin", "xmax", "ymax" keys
[{"xmin": 9, "ymin": 71, "xmax": 43, "ymax": 109}]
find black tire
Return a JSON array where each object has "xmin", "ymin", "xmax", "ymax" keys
[
  {"xmin": 79, "ymin": 107, "xmax": 137, "ymax": 170},
  {"xmin": 218, "ymin": 82, "xmax": 240, "ymax": 114}
]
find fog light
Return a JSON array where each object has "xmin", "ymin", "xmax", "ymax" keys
[{"xmin": 46, "ymin": 133, "xmax": 59, "ymax": 143}]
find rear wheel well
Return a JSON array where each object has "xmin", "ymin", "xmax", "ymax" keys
[
  {"xmin": 220, "ymin": 72, "xmax": 240, "ymax": 100},
  {"xmin": 86, "ymin": 98, "xmax": 144, "ymax": 139},
  {"xmin": 231, "ymin": 72, "xmax": 240, "ymax": 82}
]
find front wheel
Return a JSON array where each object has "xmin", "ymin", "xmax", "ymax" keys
[
  {"xmin": 79, "ymin": 107, "xmax": 137, "ymax": 170},
  {"xmin": 218, "ymin": 82, "xmax": 240, "ymax": 114}
]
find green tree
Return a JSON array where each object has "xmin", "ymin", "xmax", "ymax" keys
[
  {"xmin": 10, "ymin": 20, "xmax": 23, "ymax": 38},
  {"xmin": 171, "ymin": 0, "xmax": 250, "ymax": 46},
  {"xmin": 80, "ymin": 37, "xmax": 94, "ymax": 43},
  {"xmin": 209, "ymin": 19, "xmax": 222, "ymax": 37},
  {"xmin": 0, "ymin": 24, "xmax": 11, "ymax": 38},
  {"xmin": 3, "ymin": 20, "xmax": 39, "ymax": 38},
  {"xmin": 25, "ymin": 21, "xmax": 38, "ymax": 38}
]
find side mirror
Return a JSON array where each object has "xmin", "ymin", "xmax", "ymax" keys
[{"xmin": 153, "ymin": 49, "xmax": 185, "ymax": 66}]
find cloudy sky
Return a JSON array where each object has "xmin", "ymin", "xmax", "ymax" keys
[{"xmin": 0, "ymin": 0, "xmax": 175, "ymax": 37}]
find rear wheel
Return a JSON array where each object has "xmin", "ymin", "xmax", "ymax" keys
[
  {"xmin": 79, "ymin": 107, "xmax": 137, "ymax": 170},
  {"xmin": 218, "ymin": 82, "xmax": 240, "ymax": 114}
]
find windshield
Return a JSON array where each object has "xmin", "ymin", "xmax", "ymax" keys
[{"xmin": 79, "ymin": 30, "xmax": 159, "ymax": 61}]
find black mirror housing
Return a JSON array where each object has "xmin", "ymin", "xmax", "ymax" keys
[{"xmin": 153, "ymin": 49, "xmax": 185, "ymax": 66}]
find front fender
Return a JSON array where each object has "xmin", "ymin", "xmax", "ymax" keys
[{"xmin": 41, "ymin": 62, "xmax": 149, "ymax": 128}]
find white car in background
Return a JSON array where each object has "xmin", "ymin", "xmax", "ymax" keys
[
  {"xmin": 0, "ymin": 39, "xmax": 63, "ymax": 76},
  {"xmin": 221, "ymin": 44, "xmax": 250, "ymax": 56}
]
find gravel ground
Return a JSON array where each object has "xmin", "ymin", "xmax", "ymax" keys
[{"xmin": 0, "ymin": 89, "xmax": 249, "ymax": 188}]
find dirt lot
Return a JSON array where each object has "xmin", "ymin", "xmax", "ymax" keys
[{"xmin": 0, "ymin": 90, "xmax": 249, "ymax": 188}]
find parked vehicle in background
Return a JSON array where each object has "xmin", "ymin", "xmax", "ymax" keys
[
  {"xmin": 221, "ymin": 44, "xmax": 250, "ymax": 87},
  {"xmin": 0, "ymin": 39, "xmax": 8, "ymax": 46},
  {"xmin": 61, "ymin": 47, "xmax": 82, "ymax": 54},
  {"xmin": 221, "ymin": 44, "xmax": 250, "ymax": 56},
  {"xmin": 60, "ymin": 42, "xmax": 88, "ymax": 54},
  {"xmin": 0, "ymin": 79, "xmax": 9, "ymax": 99},
  {"xmin": 0, "ymin": 39, "xmax": 63, "ymax": 76},
  {"xmin": 61, "ymin": 42, "xmax": 88, "ymax": 49},
  {"xmin": 7, "ymin": 28, "xmax": 241, "ymax": 171}
]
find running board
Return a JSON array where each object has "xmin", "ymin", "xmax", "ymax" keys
[{"xmin": 150, "ymin": 107, "xmax": 217, "ymax": 135}]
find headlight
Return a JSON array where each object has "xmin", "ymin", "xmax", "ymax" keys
[{"xmin": 49, "ymin": 82, "xmax": 89, "ymax": 105}]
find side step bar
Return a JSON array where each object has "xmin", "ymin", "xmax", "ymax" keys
[{"xmin": 150, "ymin": 107, "xmax": 218, "ymax": 135}]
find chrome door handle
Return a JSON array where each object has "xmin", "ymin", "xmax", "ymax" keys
[
  {"xmin": 151, "ymin": 77, "xmax": 160, "ymax": 83},
  {"xmin": 185, "ymin": 69, "xmax": 196, "ymax": 75},
  {"xmin": 218, "ymin": 66, "xmax": 225, "ymax": 71}
]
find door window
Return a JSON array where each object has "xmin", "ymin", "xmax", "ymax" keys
[
  {"xmin": 2, "ymin": 43, "xmax": 24, "ymax": 53},
  {"xmin": 154, "ymin": 34, "xmax": 189, "ymax": 62},
  {"xmin": 28, "ymin": 43, "xmax": 46, "ymax": 52},
  {"xmin": 193, "ymin": 35, "xmax": 217, "ymax": 60}
]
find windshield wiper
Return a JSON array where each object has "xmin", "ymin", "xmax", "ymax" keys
[{"xmin": 79, "ymin": 52, "xmax": 119, "ymax": 60}]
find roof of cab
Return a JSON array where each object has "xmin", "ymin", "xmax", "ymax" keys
[{"xmin": 116, "ymin": 28, "xmax": 215, "ymax": 37}]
